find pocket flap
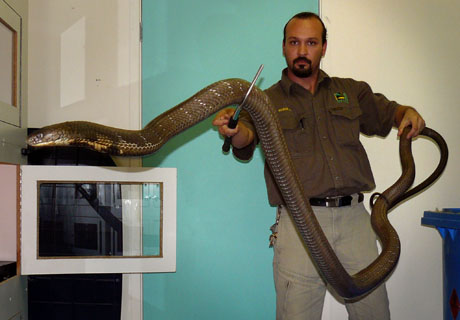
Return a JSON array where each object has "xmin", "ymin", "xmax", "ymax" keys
[{"xmin": 328, "ymin": 106, "xmax": 362, "ymax": 120}]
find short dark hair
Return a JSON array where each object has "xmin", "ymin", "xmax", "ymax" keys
[{"xmin": 283, "ymin": 12, "xmax": 327, "ymax": 45}]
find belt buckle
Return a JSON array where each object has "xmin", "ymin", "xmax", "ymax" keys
[{"xmin": 326, "ymin": 196, "xmax": 341, "ymax": 207}]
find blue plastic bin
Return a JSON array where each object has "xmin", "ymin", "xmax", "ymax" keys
[{"xmin": 422, "ymin": 208, "xmax": 460, "ymax": 320}]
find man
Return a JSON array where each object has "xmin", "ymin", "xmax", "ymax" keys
[{"xmin": 212, "ymin": 12, "xmax": 424, "ymax": 320}]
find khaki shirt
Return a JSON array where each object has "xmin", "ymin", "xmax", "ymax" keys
[{"xmin": 234, "ymin": 69, "xmax": 399, "ymax": 206}]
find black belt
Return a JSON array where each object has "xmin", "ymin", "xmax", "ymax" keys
[{"xmin": 309, "ymin": 193, "xmax": 364, "ymax": 207}]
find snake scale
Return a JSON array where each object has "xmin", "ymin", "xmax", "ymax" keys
[{"xmin": 27, "ymin": 78, "xmax": 448, "ymax": 299}]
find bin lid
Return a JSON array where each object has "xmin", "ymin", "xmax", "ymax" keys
[{"xmin": 422, "ymin": 209, "xmax": 460, "ymax": 229}]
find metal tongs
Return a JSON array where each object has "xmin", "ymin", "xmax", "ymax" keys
[{"xmin": 222, "ymin": 64, "xmax": 264, "ymax": 152}]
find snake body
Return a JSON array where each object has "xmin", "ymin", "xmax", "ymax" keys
[{"xmin": 28, "ymin": 78, "xmax": 448, "ymax": 299}]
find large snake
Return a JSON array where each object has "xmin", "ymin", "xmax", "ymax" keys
[{"xmin": 27, "ymin": 78, "xmax": 448, "ymax": 299}]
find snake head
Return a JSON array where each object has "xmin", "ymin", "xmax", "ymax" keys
[
  {"xmin": 27, "ymin": 121, "xmax": 118, "ymax": 154},
  {"xmin": 27, "ymin": 122, "xmax": 82, "ymax": 148}
]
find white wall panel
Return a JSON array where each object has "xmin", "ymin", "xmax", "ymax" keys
[{"xmin": 28, "ymin": 0, "xmax": 141, "ymax": 131}]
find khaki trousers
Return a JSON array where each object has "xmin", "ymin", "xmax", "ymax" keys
[{"xmin": 273, "ymin": 203, "xmax": 391, "ymax": 320}]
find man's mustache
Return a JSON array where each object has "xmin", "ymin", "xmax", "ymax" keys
[{"xmin": 294, "ymin": 57, "xmax": 312, "ymax": 65}]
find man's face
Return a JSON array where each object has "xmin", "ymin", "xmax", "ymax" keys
[{"xmin": 283, "ymin": 18, "xmax": 327, "ymax": 79}]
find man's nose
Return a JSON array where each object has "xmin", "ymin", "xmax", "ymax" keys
[{"xmin": 298, "ymin": 43, "xmax": 308, "ymax": 56}]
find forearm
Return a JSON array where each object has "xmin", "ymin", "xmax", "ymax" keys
[{"xmin": 231, "ymin": 122, "xmax": 255, "ymax": 149}]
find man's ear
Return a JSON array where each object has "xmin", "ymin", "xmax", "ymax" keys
[{"xmin": 322, "ymin": 41, "xmax": 327, "ymax": 57}]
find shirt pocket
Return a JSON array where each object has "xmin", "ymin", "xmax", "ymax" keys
[
  {"xmin": 327, "ymin": 105, "xmax": 362, "ymax": 146},
  {"xmin": 277, "ymin": 109, "xmax": 314, "ymax": 157}
]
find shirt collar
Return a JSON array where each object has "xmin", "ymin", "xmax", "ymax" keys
[{"xmin": 279, "ymin": 68, "xmax": 331, "ymax": 96}]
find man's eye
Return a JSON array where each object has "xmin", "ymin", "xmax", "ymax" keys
[
  {"xmin": 290, "ymin": 40, "xmax": 298, "ymax": 45},
  {"xmin": 307, "ymin": 41, "xmax": 317, "ymax": 46}
]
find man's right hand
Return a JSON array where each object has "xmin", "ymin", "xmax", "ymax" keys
[
  {"xmin": 212, "ymin": 108, "xmax": 239, "ymax": 138},
  {"xmin": 212, "ymin": 108, "xmax": 254, "ymax": 149}
]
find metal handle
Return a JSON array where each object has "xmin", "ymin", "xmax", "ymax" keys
[
  {"xmin": 221, "ymin": 64, "xmax": 264, "ymax": 153},
  {"xmin": 222, "ymin": 117, "xmax": 239, "ymax": 152}
]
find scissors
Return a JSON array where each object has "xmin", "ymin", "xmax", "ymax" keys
[{"xmin": 222, "ymin": 64, "xmax": 264, "ymax": 152}]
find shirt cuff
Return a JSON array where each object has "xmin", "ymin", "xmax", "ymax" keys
[{"xmin": 232, "ymin": 138, "xmax": 256, "ymax": 161}]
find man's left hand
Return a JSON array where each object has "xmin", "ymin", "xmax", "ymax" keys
[{"xmin": 396, "ymin": 106, "xmax": 426, "ymax": 139}]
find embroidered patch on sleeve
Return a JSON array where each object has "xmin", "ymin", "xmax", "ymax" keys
[{"xmin": 334, "ymin": 92, "xmax": 349, "ymax": 103}]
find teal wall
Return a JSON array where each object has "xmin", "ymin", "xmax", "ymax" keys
[{"xmin": 141, "ymin": 1, "xmax": 318, "ymax": 319}]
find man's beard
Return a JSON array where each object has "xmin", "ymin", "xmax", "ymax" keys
[{"xmin": 291, "ymin": 57, "xmax": 312, "ymax": 78}]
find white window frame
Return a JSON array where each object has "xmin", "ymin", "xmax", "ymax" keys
[{"xmin": 20, "ymin": 165, "xmax": 176, "ymax": 275}]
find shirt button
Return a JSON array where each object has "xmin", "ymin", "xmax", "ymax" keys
[
  {"xmin": 330, "ymin": 156, "xmax": 334, "ymax": 161},
  {"xmin": 335, "ymin": 176, "xmax": 340, "ymax": 180},
  {"xmin": 322, "ymin": 136, "xmax": 327, "ymax": 140}
]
